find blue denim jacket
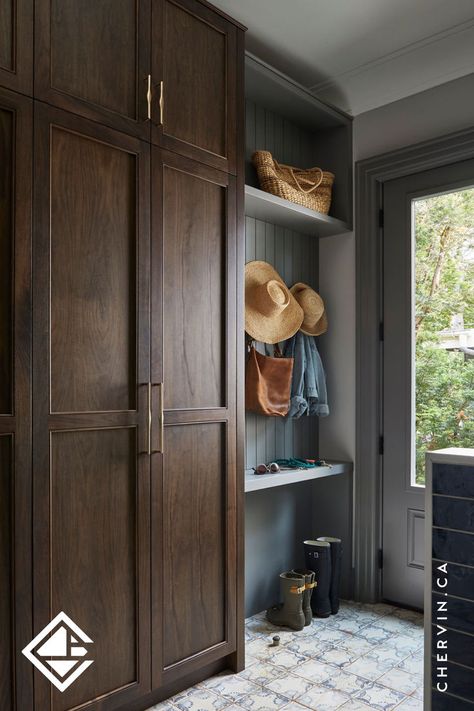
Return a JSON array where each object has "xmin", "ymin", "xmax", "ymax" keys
[{"xmin": 283, "ymin": 332, "xmax": 329, "ymax": 418}]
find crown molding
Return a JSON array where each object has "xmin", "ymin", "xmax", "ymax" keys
[
  {"xmin": 309, "ymin": 19, "xmax": 474, "ymax": 94},
  {"xmin": 311, "ymin": 20, "xmax": 474, "ymax": 115}
]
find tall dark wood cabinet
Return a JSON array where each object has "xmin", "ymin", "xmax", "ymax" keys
[
  {"xmin": 0, "ymin": 86, "xmax": 33, "ymax": 711},
  {"xmin": 1, "ymin": 1, "xmax": 245, "ymax": 710}
]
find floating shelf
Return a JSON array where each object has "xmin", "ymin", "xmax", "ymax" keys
[
  {"xmin": 245, "ymin": 461, "xmax": 352, "ymax": 493},
  {"xmin": 245, "ymin": 185, "xmax": 351, "ymax": 238}
]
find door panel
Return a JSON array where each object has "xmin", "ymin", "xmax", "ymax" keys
[
  {"xmin": 49, "ymin": 128, "xmax": 137, "ymax": 413},
  {"xmin": 152, "ymin": 0, "xmax": 237, "ymax": 173},
  {"xmin": 163, "ymin": 166, "xmax": 226, "ymax": 410},
  {"xmin": 33, "ymin": 104, "xmax": 151, "ymax": 711},
  {"xmin": 0, "ymin": 87, "xmax": 33, "ymax": 710},
  {"xmin": 151, "ymin": 149, "xmax": 237, "ymax": 687},
  {"xmin": 163, "ymin": 423, "xmax": 226, "ymax": 667},
  {"xmin": 0, "ymin": 0, "xmax": 33, "ymax": 94},
  {"xmin": 35, "ymin": 0, "xmax": 151, "ymax": 139}
]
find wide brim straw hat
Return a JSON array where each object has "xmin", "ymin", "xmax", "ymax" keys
[
  {"xmin": 245, "ymin": 261, "xmax": 304, "ymax": 344},
  {"xmin": 290, "ymin": 282, "xmax": 328, "ymax": 336}
]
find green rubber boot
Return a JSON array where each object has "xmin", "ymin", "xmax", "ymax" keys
[
  {"xmin": 266, "ymin": 572, "xmax": 306, "ymax": 631},
  {"xmin": 292, "ymin": 569, "xmax": 316, "ymax": 625}
]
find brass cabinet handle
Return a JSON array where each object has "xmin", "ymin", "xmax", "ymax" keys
[
  {"xmin": 146, "ymin": 74, "xmax": 152, "ymax": 121},
  {"xmin": 147, "ymin": 381, "xmax": 153, "ymax": 455},
  {"xmin": 147, "ymin": 382, "xmax": 164, "ymax": 455},
  {"xmin": 159, "ymin": 81, "xmax": 164, "ymax": 125},
  {"xmin": 158, "ymin": 382, "xmax": 164, "ymax": 453}
]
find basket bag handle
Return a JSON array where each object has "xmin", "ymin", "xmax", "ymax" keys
[{"xmin": 274, "ymin": 159, "xmax": 324, "ymax": 194}]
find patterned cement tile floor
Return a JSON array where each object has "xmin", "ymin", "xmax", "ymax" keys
[{"xmin": 150, "ymin": 601, "xmax": 424, "ymax": 711}]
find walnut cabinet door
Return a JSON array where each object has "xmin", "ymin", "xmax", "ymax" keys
[
  {"xmin": 34, "ymin": 0, "xmax": 151, "ymax": 139},
  {"xmin": 32, "ymin": 104, "xmax": 152, "ymax": 711},
  {"xmin": 151, "ymin": 0, "xmax": 238, "ymax": 173},
  {"xmin": 0, "ymin": 86, "xmax": 33, "ymax": 711},
  {"xmin": 0, "ymin": 0, "xmax": 33, "ymax": 94},
  {"xmin": 150, "ymin": 148, "xmax": 238, "ymax": 688}
]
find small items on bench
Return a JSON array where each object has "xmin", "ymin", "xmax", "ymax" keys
[{"xmin": 252, "ymin": 458, "xmax": 332, "ymax": 474}]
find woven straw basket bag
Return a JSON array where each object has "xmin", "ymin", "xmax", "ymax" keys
[{"xmin": 252, "ymin": 150, "xmax": 335, "ymax": 215}]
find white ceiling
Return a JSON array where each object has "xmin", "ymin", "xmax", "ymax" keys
[{"xmin": 212, "ymin": 0, "xmax": 474, "ymax": 115}]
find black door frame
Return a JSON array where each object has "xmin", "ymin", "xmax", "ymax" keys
[{"xmin": 355, "ymin": 127, "xmax": 474, "ymax": 602}]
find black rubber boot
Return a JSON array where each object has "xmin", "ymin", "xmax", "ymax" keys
[
  {"xmin": 292, "ymin": 569, "xmax": 316, "ymax": 625},
  {"xmin": 303, "ymin": 540, "xmax": 331, "ymax": 618},
  {"xmin": 318, "ymin": 536, "xmax": 342, "ymax": 614}
]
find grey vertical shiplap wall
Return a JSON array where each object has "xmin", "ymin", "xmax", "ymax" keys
[
  {"xmin": 244, "ymin": 99, "xmax": 354, "ymax": 617},
  {"xmin": 245, "ymin": 99, "xmax": 321, "ymax": 470},
  {"xmin": 245, "ymin": 99, "xmax": 319, "ymax": 187},
  {"xmin": 245, "ymin": 216, "xmax": 319, "ymax": 469}
]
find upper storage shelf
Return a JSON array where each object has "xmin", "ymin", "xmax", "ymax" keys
[
  {"xmin": 246, "ymin": 53, "xmax": 350, "ymax": 131},
  {"xmin": 245, "ymin": 53, "xmax": 353, "ymax": 230},
  {"xmin": 245, "ymin": 185, "xmax": 351, "ymax": 237}
]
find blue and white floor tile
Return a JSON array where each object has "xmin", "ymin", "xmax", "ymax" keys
[
  {"xmin": 354, "ymin": 683, "xmax": 407, "ymax": 710},
  {"xmin": 148, "ymin": 601, "xmax": 424, "ymax": 710},
  {"xmin": 266, "ymin": 672, "xmax": 314, "ymax": 700}
]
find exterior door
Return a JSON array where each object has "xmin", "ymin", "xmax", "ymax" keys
[
  {"xmin": 34, "ymin": 0, "xmax": 151, "ymax": 139},
  {"xmin": 0, "ymin": 0, "xmax": 33, "ymax": 94},
  {"xmin": 33, "ymin": 104, "xmax": 151, "ymax": 711},
  {"xmin": 382, "ymin": 159, "xmax": 474, "ymax": 608},
  {"xmin": 151, "ymin": 149, "xmax": 238, "ymax": 687},
  {"xmin": 0, "ymin": 86, "xmax": 33, "ymax": 711},
  {"xmin": 152, "ymin": 0, "xmax": 237, "ymax": 174}
]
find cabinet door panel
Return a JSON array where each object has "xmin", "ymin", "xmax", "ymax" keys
[
  {"xmin": 50, "ymin": 428, "xmax": 139, "ymax": 711},
  {"xmin": 163, "ymin": 423, "xmax": 226, "ymax": 667},
  {"xmin": 35, "ymin": 0, "xmax": 151, "ymax": 139},
  {"xmin": 163, "ymin": 164, "xmax": 226, "ymax": 410},
  {"xmin": 33, "ymin": 105, "xmax": 151, "ymax": 711},
  {"xmin": 151, "ymin": 149, "xmax": 237, "ymax": 687},
  {"xmin": 0, "ymin": 87, "xmax": 33, "ymax": 711},
  {"xmin": 0, "ymin": 435, "xmax": 13, "ymax": 708},
  {"xmin": 152, "ymin": 0, "xmax": 237, "ymax": 173},
  {"xmin": 0, "ymin": 0, "xmax": 33, "ymax": 94},
  {"xmin": 0, "ymin": 106, "xmax": 13, "ymax": 414},
  {"xmin": 49, "ymin": 128, "xmax": 137, "ymax": 413}
]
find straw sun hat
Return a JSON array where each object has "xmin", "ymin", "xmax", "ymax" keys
[
  {"xmin": 245, "ymin": 261, "xmax": 303, "ymax": 344},
  {"xmin": 290, "ymin": 282, "xmax": 328, "ymax": 336}
]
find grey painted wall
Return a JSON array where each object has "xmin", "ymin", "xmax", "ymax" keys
[
  {"xmin": 354, "ymin": 72, "xmax": 474, "ymax": 162},
  {"xmin": 245, "ymin": 483, "xmax": 314, "ymax": 616}
]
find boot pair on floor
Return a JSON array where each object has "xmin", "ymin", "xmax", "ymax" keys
[
  {"xmin": 266, "ymin": 569, "xmax": 316, "ymax": 631},
  {"xmin": 266, "ymin": 537, "xmax": 342, "ymax": 631}
]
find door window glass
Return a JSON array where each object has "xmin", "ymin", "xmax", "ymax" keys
[{"xmin": 413, "ymin": 188, "xmax": 474, "ymax": 485}]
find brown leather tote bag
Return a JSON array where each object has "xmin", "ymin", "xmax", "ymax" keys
[{"xmin": 245, "ymin": 344, "xmax": 294, "ymax": 417}]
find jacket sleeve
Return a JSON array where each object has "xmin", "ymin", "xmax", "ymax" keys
[
  {"xmin": 307, "ymin": 337, "xmax": 329, "ymax": 417},
  {"xmin": 283, "ymin": 333, "xmax": 308, "ymax": 418}
]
